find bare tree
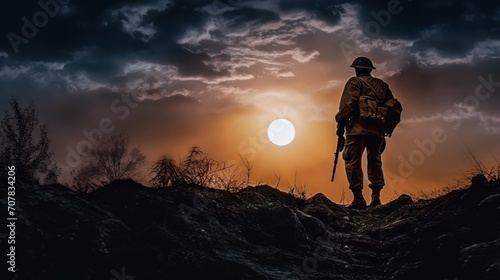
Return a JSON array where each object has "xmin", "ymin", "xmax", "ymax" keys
[
  {"xmin": 0, "ymin": 98, "xmax": 60, "ymax": 185},
  {"xmin": 72, "ymin": 132, "xmax": 146, "ymax": 192}
]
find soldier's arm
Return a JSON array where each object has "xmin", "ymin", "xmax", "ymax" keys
[
  {"xmin": 385, "ymin": 82, "xmax": 394, "ymax": 99},
  {"xmin": 335, "ymin": 77, "xmax": 360, "ymax": 125}
]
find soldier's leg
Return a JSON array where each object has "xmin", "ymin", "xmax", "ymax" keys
[
  {"xmin": 343, "ymin": 136, "xmax": 365, "ymax": 191},
  {"xmin": 366, "ymin": 136, "xmax": 385, "ymax": 207},
  {"xmin": 366, "ymin": 136, "xmax": 385, "ymax": 190}
]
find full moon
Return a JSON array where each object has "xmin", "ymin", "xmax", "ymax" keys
[{"xmin": 268, "ymin": 119, "xmax": 296, "ymax": 146}]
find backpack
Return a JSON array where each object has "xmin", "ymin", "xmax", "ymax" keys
[{"xmin": 357, "ymin": 78, "xmax": 403, "ymax": 137}]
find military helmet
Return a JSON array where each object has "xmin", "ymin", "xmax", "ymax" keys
[{"xmin": 349, "ymin": 57, "xmax": 376, "ymax": 69}]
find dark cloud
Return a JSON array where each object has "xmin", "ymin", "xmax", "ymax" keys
[
  {"xmin": 0, "ymin": 0, "xmax": 155, "ymax": 59},
  {"xmin": 386, "ymin": 57, "xmax": 500, "ymax": 117},
  {"xmin": 223, "ymin": 7, "xmax": 281, "ymax": 29},
  {"xmin": 278, "ymin": 0, "xmax": 344, "ymax": 25},
  {"xmin": 354, "ymin": 0, "xmax": 500, "ymax": 56},
  {"xmin": 143, "ymin": 4, "xmax": 208, "ymax": 40},
  {"xmin": 1, "ymin": 0, "xmax": 498, "ymax": 103},
  {"xmin": 0, "ymin": 0, "xmax": 228, "ymax": 87}
]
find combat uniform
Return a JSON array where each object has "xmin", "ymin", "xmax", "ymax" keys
[{"xmin": 335, "ymin": 72, "xmax": 393, "ymax": 199}]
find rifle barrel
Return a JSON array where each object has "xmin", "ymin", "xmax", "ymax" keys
[{"xmin": 331, "ymin": 137, "xmax": 341, "ymax": 182}]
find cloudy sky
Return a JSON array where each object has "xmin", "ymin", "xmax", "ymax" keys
[{"xmin": 1, "ymin": 0, "xmax": 499, "ymax": 201}]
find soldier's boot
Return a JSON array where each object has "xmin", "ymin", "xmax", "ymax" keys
[
  {"xmin": 348, "ymin": 189, "xmax": 367, "ymax": 209},
  {"xmin": 369, "ymin": 189, "xmax": 381, "ymax": 207}
]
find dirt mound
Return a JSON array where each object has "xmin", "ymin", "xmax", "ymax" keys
[{"xmin": 6, "ymin": 180, "xmax": 500, "ymax": 279}]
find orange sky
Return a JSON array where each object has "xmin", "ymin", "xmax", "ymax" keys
[{"xmin": 1, "ymin": 1, "xmax": 499, "ymax": 203}]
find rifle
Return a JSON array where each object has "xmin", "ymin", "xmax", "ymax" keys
[{"xmin": 331, "ymin": 134, "xmax": 345, "ymax": 182}]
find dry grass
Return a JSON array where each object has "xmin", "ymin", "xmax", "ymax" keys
[
  {"xmin": 149, "ymin": 146, "xmax": 248, "ymax": 192},
  {"xmin": 149, "ymin": 146, "xmax": 310, "ymax": 199},
  {"xmin": 408, "ymin": 165, "xmax": 500, "ymax": 200}
]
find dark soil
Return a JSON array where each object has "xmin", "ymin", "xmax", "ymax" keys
[{"xmin": 4, "ymin": 179, "xmax": 500, "ymax": 280}]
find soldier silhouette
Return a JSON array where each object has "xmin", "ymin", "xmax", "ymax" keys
[{"xmin": 335, "ymin": 57, "xmax": 396, "ymax": 209}]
